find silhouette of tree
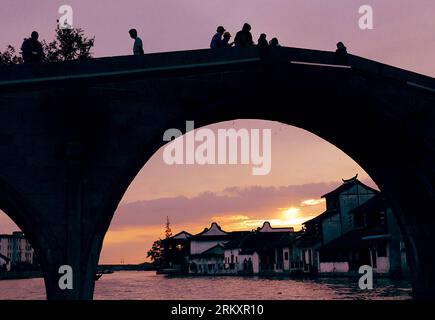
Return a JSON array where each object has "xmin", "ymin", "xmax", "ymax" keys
[
  {"xmin": 147, "ymin": 217, "xmax": 174, "ymax": 268},
  {"xmin": 146, "ymin": 239, "xmax": 164, "ymax": 268},
  {"xmin": 0, "ymin": 24, "xmax": 94, "ymax": 65},
  {"xmin": 43, "ymin": 24, "xmax": 95, "ymax": 62},
  {"xmin": 0, "ymin": 45, "xmax": 23, "ymax": 65},
  {"xmin": 165, "ymin": 216, "xmax": 172, "ymax": 239}
]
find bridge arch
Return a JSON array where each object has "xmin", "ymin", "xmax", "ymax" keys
[
  {"xmin": 0, "ymin": 175, "xmax": 58, "ymax": 296},
  {"xmin": 94, "ymin": 73, "xmax": 425, "ymax": 297},
  {"xmin": 1, "ymin": 47, "xmax": 434, "ymax": 299}
]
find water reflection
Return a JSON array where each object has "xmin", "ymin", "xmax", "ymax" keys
[{"xmin": 0, "ymin": 271, "xmax": 412, "ymax": 300}]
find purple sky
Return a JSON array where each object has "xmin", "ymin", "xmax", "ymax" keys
[
  {"xmin": 1, "ymin": 0, "xmax": 435, "ymax": 76},
  {"xmin": 0, "ymin": 1, "xmax": 433, "ymax": 263}
]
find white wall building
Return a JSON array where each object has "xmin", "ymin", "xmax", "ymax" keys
[
  {"xmin": 190, "ymin": 223, "xmax": 231, "ymax": 255},
  {"xmin": 187, "ymin": 222, "xmax": 295, "ymax": 275},
  {"xmin": 0, "ymin": 231, "xmax": 34, "ymax": 271},
  {"xmin": 188, "ymin": 223, "xmax": 246, "ymax": 274},
  {"xmin": 223, "ymin": 222, "xmax": 294, "ymax": 275}
]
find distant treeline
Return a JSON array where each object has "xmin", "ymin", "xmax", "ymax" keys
[{"xmin": 97, "ymin": 263, "xmax": 156, "ymax": 272}]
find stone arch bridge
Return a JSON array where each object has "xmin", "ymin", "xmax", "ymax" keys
[{"xmin": 0, "ymin": 46, "xmax": 435, "ymax": 299}]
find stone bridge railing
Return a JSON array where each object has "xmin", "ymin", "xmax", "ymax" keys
[{"xmin": 1, "ymin": 46, "xmax": 434, "ymax": 92}]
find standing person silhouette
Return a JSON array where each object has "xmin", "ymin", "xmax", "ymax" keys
[
  {"xmin": 210, "ymin": 26, "xmax": 226, "ymax": 49},
  {"xmin": 234, "ymin": 23, "xmax": 254, "ymax": 47},
  {"xmin": 129, "ymin": 29, "xmax": 144, "ymax": 55},
  {"xmin": 21, "ymin": 31, "xmax": 44, "ymax": 63}
]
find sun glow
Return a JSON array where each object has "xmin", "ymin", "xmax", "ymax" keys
[{"xmin": 281, "ymin": 207, "xmax": 300, "ymax": 220}]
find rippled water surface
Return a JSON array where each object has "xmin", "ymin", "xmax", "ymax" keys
[{"xmin": 0, "ymin": 271, "xmax": 412, "ymax": 300}]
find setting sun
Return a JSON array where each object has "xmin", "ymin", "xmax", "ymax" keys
[{"xmin": 281, "ymin": 207, "xmax": 300, "ymax": 220}]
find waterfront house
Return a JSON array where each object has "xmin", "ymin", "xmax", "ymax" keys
[
  {"xmin": 160, "ymin": 176, "xmax": 408, "ymax": 278},
  {"xmin": 185, "ymin": 221, "xmax": 295, "ymax": 275},
  {"xmin": 187, "ymin": 222, "xmax": 249, "ymax": 275},
  {"xmin": 318, "ymin": 194, "xmax": 409, "ymax": 275},
  {"xmin": 162, "ymin": 221, "xmax": 296, "ymax": 276},
  {"xmin": 223, "ymin": 222, "xmax": 294, "ymax": 275},
  {"xmin": 319, "ymin": 175, "xmax": 379, "ymax": 244},
  {"xmin": 295, "ymin": 175, "xmax": 378, "ymax": 272},
  {"xmin": 0, "ymin": 252, "xmax": 10, "ymax": 271},
  {"xmin": 224, "ymin": 222, "xmax": 294, "ymax": 274},
  {"xmin": 0, "ymin": 231, "xmax": 35, "ymax": 271},
  {"xmin": 189, "ymin": 244, "xmax": 228, "ymax": 275},
  {"xmin": 294, "ymin": 225, "xmax": 322, "ymax": 273},
  {"xmin": 162, "ymin": 231, "xmax": 192, "ymax": 272},
  {"xmin": 294, "ymin": 176, "xmax": 408, "ymax": 276}
]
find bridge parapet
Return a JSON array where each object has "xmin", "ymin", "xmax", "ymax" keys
[{"xmin": 1, "ymin": 46, "xmax": 434, "ymax": 92}]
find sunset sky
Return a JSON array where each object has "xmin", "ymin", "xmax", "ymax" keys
[{"xmin": 0, "ymin": 0, "xmax": 434, "ymax": 264}]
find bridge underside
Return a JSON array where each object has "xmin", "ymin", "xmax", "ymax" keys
[{"xmin": 0, "ymin": 47, "xmax": 435, "ymax": 299}]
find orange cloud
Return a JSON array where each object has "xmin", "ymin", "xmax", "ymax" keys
[{"xmin": 300, "ymin": 198, "xmax": 326, "ymax": 206}]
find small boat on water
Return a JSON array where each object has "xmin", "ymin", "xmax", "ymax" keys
[
  {"xmin": 95, "ymin": 269, "xmax": 114, "ymax": 281},
  {"xmin": 157, "ymin": 268, "xmax": 185, "ymax": 275}
]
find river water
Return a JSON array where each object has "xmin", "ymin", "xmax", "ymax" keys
[{"xmin": 0, "ymin": 271, "xmax": 412, "ymax": 300}]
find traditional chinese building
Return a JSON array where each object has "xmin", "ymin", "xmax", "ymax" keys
[
  {"xmin": 318, "ymin": 194, "xmax": 408, "ymax": 275},
  {"xmin": 223, "ymin": 222, "xmax": 294, "ymax": 275},
  {"xmin": 160, "ymin": 176, "xmax": 408, "ymax": 278},
  {"xmin": 295, "ymin": 175, "xmax": 408, "ymax": 276},
  {"xmin": 0, "ymin": 231, "xmax": 35, "ymax": 271},
  {"xmin": 188, "ymin": 223, "xmax": 249, "ymax": 275},
  {"xmin": 162, "ymin": 222, "xmax": 296, "ymax": 275},
  {"xmin": 161, "ymin": 231, "xmax": 192, "ymax": 272}
]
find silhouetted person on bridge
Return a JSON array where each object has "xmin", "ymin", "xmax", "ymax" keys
[
  {"xmin": 21, "ymin": 31, "xmax": 44, "ymax": 63},
  {"xmin": 335, "ymin": 41, "xmax": 348, "ymax": 65},
  {"xmin": 258, "ymin": 33, "xmax": 268, "ymax": 48},
  {"xmin": 129, "ymin": 29, "xmax": 144, "ymax": 55},
  {"xmin": 210, "ymin": 26, "xmax": 226, "ymax": 49},
  {"xmin": 222, "ymin": 32, "xmax": 234, "ymax": 48},
  {"xmin": 234, "ymin": 23, "xmax": 254, "ymax": 47},
  {"xmin": 269, "ymin": 37, "xmax": 280, "ymax": 47}
]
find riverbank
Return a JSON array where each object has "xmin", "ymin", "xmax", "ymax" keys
[
  {"xmin": 159, "ymin": 268, "xmax": 410, "ymax": 280},
  {"xmin": 0, "ymin": 271, "xmax": 42, "ymax": 281}
]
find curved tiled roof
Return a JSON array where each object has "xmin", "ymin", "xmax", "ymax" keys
[{"xmin": 321, "ymin": 179, "xmax": 379, "ymax": 199}]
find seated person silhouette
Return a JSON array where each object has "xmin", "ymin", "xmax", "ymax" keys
[
  {"xmin": 21, "ymin": 31, "xmax": 44, "ymax": 63},
  {"xmin": 210, "ymin": 26, "xmax": 226, "ymax": 49},
  {"xmin": 258, "ymin": 33, "xmax": 268, "ymax": 48},
  {"xmin": 335, "ymin": 41, "xmax": 348, "ymax": 65}
]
